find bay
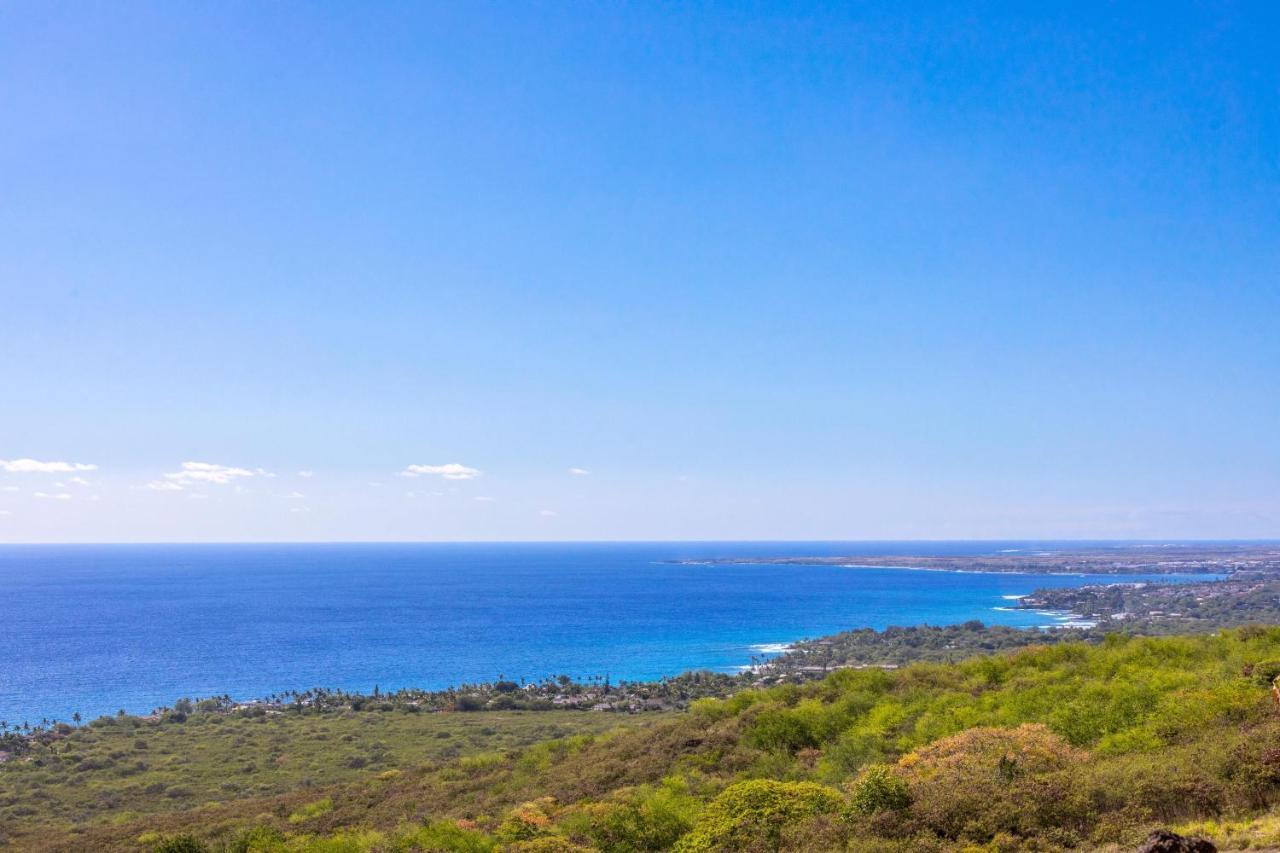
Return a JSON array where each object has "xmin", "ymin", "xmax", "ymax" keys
[{"xmin": 0, "ymin": 541, "xmax": 1217, "ymax": 722}]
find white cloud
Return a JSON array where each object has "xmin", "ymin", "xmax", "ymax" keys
[
  {"xmin": 1, "ymin": 486, "xmax": 18, "ymax": 492},
  {"xmin": 0, "ymin": 509, "xmax": 10, "ymax": 515},
  {"xmin": 473, "ymin": 495, "xmax": 495, "ymax": 502},
  {"xmin": 289, "ymin": 506, "xmax": 311, "ymax": 513},
  {"xmin": 164, "ymin": 461, "xmax": 261, "ymax": 486},
  {"xmin": 286, "ymin": 491, "xmax": 305, "ymax": 499},
  {"xmin": 0, "ymin": 458, "xmax": 97, "ymax": 474},
  {"xmin": 401, "ymin": 463, "xmax": 481, "ymax": 480},
  {"xmin": 569, "ymin": 467, "xmax": 590, "ymax": 476},
  {"xmin": 297, "ymin": 470, "xmax": 315, "ymax": 478},
  {"xmin": 86, "ymin": 494, "xmax": 102, "ymax": 502},
  {"xmin": 69, "ymin": 476, "xmax": 91, "ymax": 486},
  {"xmin": 188, "ymin": 493, "xmax": 209, "ymax": 500},
  {"xmin": 145, "ymin": 480, "xmax": 184, "ymax": 492},
  {"xmin": 34, "ymin": 492, "xmax": 72, "ymax": 500},
  {"xmin": 539, "ymin": 509, "xmax": 557, "ymax": 517}
]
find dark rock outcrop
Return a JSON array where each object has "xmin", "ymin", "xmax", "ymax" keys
[{"xmin": 1136, "ymin": 829, "xmax": 1216, "ymax": 853}]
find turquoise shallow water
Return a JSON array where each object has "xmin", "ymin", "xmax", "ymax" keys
[{"xmin": 0, "ymin": 541, "xmax": 1219, "ymax": 722}]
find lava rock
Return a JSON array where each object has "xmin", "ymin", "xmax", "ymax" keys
[{"xmin": 1136, "ymin": 829, "xmax": 1216, "ymax": 853}]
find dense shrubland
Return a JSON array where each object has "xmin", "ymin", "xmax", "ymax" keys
[
  {"xmin": 16, "ymin": 627, "xmax": 1280, "ymax": 851},
  {"xmin": 0, "ymin": 711, "xmax": 648, "ymax": 849}
]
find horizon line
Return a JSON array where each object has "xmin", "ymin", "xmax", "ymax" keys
[{"xmin": 1, "ymin": 537, "xmax": 1277, "ymax": 547}]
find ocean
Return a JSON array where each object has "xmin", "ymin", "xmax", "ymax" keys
[{"xmin": 0, "ymin": 541, "xmax": 1217, "ymax": 723}]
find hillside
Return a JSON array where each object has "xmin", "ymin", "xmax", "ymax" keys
[
  {"xmin": 0, "ymin": 711, "xmax": 655, "ymax": 851},
  {"xmin": 10, "ymin": 628, "xmax": 1280, "ymax": 851}
]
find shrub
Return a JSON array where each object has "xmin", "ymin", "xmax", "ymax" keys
[
  {"xmin": 673, "ymin": 779, "xmax": 844, "ymax": 852},
  {"xmin": 152, "ymin": 835, "xmax": 209, "ymax": 853},
  {"xmin": 393, "ymin": 820, "xmax": 497, "ymax": 852},
  {"xmin": 848, "ymin": 764, "xmax": 911, "ymax": 815},
  {"xmin": 497, "ymin": 797, "xmax": 560, "ymax": 843},
  {"xmin": 459, "ymin": 751, "xmax": 507, "ymax": 772},
  {"xmin": 288, "ymin": 796, "xmax": 334, "ymax": 823},
  {"xmin": 895, "ymin": 725, "xmax": 1090, "ymax": 843},
  {"xmin": 1251, "ymin": 659, "xmax": 1280, "ymax": 686},
  {"xmin": 745, "ymin": 704, "xmax": 819, "ymax": 754},
  {"xmin": 455, "ymin": 694, "xmax": 485, "ymax": 711},
  {"xmin": 506, "ymin": 839, "xmax": 594, "ymax": 852},
  {"xmin": 560, "ymin": 776, "xmax": 701, "ymax": 851},
  {"xmin": 221, "ymin": 826, "xmax": 286, "ymax": 853}
]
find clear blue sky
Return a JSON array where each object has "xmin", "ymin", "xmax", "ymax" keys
[{"xmin": 1, "ymin": 2, "xmax": 1277, "ymax": 542}]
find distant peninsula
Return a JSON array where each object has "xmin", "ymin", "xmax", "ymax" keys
[{"xmin": 670, "ymin": 542, "xmax": 1280, "ymax": 575}]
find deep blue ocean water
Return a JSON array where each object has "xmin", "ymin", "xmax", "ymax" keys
[{"xmin": 0, "ymin": 542, "xmax": 1221, "ymax": 723}]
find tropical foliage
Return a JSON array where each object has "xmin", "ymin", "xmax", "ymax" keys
[{"xmin": 12, "ymin": 628, "xmax": 1280, "ymax": 850}]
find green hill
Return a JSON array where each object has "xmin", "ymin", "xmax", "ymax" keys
[{"xmin": 13, "ymin": 628, "xmax": 1280, "ymax": 851}]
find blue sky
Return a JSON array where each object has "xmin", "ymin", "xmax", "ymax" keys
[{"xmin": 1, "ymin": 2, "xmax": 1277, "ymax": 542}]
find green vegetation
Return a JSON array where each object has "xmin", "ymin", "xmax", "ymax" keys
[
  {"xmin": 0, "ymin": 710, "xmax": 653, "ymax": 851},
  {"xmin": 764, "ymin": 621, "xmax": 1094, "ymax": 676},
  {"xmin": 11, "ymin": 627, "xmax": 1280, "ymax": 850},
  {"xmin": 673, "ymin": 780, "xmax": 843, "ymax": 852}
]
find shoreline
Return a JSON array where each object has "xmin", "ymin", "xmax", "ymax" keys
[
  {"xmin": 668, "ymin": 542, "xmax": 1280, "ymax": 576},
  {"xmin": 6, "ymin": 545, "xmax": 1274, "ymax": 725},
  {"xmin": 0, "ymin": 606, "xmax": 1107, "ymax": 732},
  {"xmin": 0, "ymin": 581, "xmax": 1219, "ymax": 724},
  {"xmin": 674, "ymin": 559, "xmax": 1243, "ymax": 577}
]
